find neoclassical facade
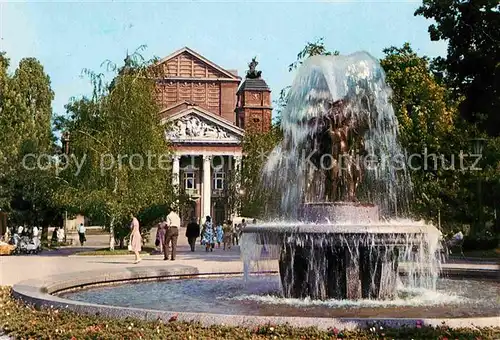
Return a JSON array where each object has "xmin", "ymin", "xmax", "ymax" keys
[{"xmin": 153, "ymin": 47, "xmax": 272, "ymax": 225}]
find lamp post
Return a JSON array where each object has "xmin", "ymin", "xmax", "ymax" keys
[
  {"xmin": 61, "ymin": 131, "xmax": 70, "ymax": 244},
  {"xmin": 470, "ymin": 137, "xmax": 487, "ymax": 237}
]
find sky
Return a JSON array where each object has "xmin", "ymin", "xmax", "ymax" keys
[{"xmin": 0, "ymin": 0, "xmax": 447, "ymax": 123}]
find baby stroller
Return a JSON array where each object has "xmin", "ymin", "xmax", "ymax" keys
[{"xmin": 12, "ymin": 234, "xmax": 41, "ymax": 255}]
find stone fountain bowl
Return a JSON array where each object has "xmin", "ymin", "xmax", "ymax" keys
[
  {"xmin": 241, "ymin": 202, "xmax": 442, "ymax": 246},
  {"xmin": 241, "ymin": 222, "xmax": 441, "ymax": 246}
]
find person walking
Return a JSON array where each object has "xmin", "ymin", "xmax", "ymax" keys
[
  {"xmin": 51, "ymin": 227, "xmax": 58, "ymax": 245},
  {"xmin": 155, "ymin": 221, "xmax": 166, "ymax": 254},
  {"xmin": 77, "ymin": 223, "xmax": 86, "ymax": 246},
  {"xmin": 32, "ymin": 226, "xmax": 40, "ymax": 250},
  {"xmin": 215, "ymin": 223, "xmax": 223, "ymax": 248},
  {"xmin": 201, "ymin": 216, "xmax": 215, "ymax": 252},
  {"xmin": 223, "ymin": 220, "xmax": 232, "ymax": 250},
  {"xmin": 164, "ymin": 209, "xmax": 179, "ymax": 261},
  {"xmin": 129, "ymin": 214, "xmax": 142, "ymax": 264},
  {"xmin": 57, "ymin": 226, "xmax": 65, "ymax": 243},
  {"xmin": 185, "ymin": 217, "xmax": 200, "ymax": 252},
  {"xmin": 233, "ymin": 222, "xmax": 241, "ymax": 246}
]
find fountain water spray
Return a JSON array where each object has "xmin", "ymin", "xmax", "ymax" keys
[{"xmin": 241, "ymin": 52, "xmax": 443, "ymax": 300}]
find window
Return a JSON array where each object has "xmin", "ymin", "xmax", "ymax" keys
[
  {"xmin": 184, "ymin": 172, "xmax": 195, "ymax": 190},
  {"xmin": 213, "ymin": 172, "xmax": 225, "ymax": 190}
]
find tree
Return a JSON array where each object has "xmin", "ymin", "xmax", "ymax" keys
[
  {"xmin": 380, "ymin": 43, "xmax": 473, "ymax": 231},
  {"xmin": 0, "ymin": 52, "xmax": 19, "ymax": 210},
  {"xmin": 56, "ymin": 48, "xmax": 175, "ymax": 249},
  {"xmin": 12, "ymin": 58, "xmax": 54, "ymax": 148},
  {"xmin": 415, "ymin": 0, "xmax": 500, "ymax": 137},
  {"xmin": 0, "ymin": 53, "xmax": 59, "ymax": 241},
  {"xmin": 240, "ymin": 126, "xmax": 282, "ymax": 218},
  {"xmin": 476, "ymin": 136, "xmax": 500, "ymax": 239}
]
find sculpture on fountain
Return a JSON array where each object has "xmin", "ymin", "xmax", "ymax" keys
[
  {"xmin": 241, "ymin": 52, "xmax": 441, "ymax": 302},
  {"xmin": 306, "ymin": 98, "xmax": 369, "ymax": 203}
]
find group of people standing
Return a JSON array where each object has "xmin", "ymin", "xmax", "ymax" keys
[
  {"xmin": 128, "ymin": 209, "xmax": 180, "ymax": 264},
  {"xmin": 198, "ymin": 217, "xmax": 248, "ymax": 252},
  {"xmin": 129, "ymin": 213, "xmax": 254, "ymax": 264},
  {"xmin": 154, "ymin": 210, "xmax": 181, "ymax": 261},
  {"xmin": 173, "ymin": 216, "xmax": 250, "ymax": 253}
]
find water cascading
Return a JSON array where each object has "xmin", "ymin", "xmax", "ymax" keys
[{"xmin": 240, "ymin": 52, "xmax": 442, "ymax": 300}]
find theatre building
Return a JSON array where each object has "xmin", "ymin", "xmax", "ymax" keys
[{"xmin": 153, "ymin": 47, "xmax": 272, "ymax": 224}]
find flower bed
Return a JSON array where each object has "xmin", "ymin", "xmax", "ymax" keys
[{"xmin": 0, "ymin": 287, "xmax": 498, "ymax": 339}]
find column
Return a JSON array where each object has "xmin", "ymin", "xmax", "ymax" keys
[
  {"xmin": 202, "ymin": 155, "xmax": 212, "ymax": 219},
  {"xmin": 234, "ymin": 155, "xmax": 242, "ymax": 187},
  {"xmin": 172, "ymin": 155, "xmax": 180, "ymax": 193},
  {"xmin": 233, "ymin": 155, "xmax": 242, "ymax": 217}
]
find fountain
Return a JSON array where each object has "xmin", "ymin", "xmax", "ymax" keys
[
  {"xmin": 10, "ymin": 52, "xmax": 499, "ymax": 332},
  {"xmin": 240, "ymin": 52, "xmax": 442, "ymax": 300}
]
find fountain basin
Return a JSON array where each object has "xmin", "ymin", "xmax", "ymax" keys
[
  {"xmin": 12, "ymin": 266, "xmax": 500, "ymax": 330},
  {"xmin": 241, "ymin": 215, "xmax": 441, "ymax": 301}
]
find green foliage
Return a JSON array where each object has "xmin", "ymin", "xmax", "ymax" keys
[
  {"xmin": 55, "ymin": 47, "xmax": 175, "ymax": 248},
  {"xmin": 0, "ymin": 52, "xmax": 18, "ymax": 209},
  {"xmin": 12, "ymin": 57, "xmax": 55, "ymax": 148},
  {"xmin": 0, "ymin": 286, "xmax": 499, "ymax": 339},
  {"xmin": 415, "ymin": 0, "xmax": 500, "ymax": 137},
  {"xmin": 478, "ymin": 136, "xmax": 500, "ymax": 237},
  {"xmin": 381, "ymin": 43, "xmax": 458, "ymax": 151},
  {"xmin": 380, "ymin": 43, "xmax": 471, "ymax": 229},
  {"xmin": 240, "ymin": 126, "xmax": 282, "ymax": 218},
  {"xmin": 0, "ymin": 52, "xmax": 60, "ymax": 237}
]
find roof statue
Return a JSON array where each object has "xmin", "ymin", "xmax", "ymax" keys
[
  {"xmin": 119, "ymin": 51, "xmax": 134, "ymax": 75},
  {"xmin": 246, "ymin": 57, "xmax": 262, "ymax": 79}
]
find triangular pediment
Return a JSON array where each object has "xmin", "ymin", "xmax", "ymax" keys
[
  {"xmin": 154, "ymin": 47, "xmax": 240, "ymax": 80},
  {"xmin": 162, "ymin": 107, "xmax": 244, "ymax": 144}
]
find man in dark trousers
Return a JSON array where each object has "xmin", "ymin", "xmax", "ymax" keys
[
  {"xmin": 185, "ymin": 217, "xmax": 200, "ymax": 252},
  {"xmin": 164, "ymin": 209, "xmax": 180, "ymax": 261}
]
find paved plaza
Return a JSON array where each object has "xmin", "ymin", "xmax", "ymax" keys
[
  {"xmin": 0, "ymin": 232, "xmax": 275, "ymax": 286},
  {"xmin": 1, "ymin": 232, "xmax": 498, "ymax": 287}
]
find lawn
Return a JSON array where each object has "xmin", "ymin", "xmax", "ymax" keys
[{"xmin": 0, "ymin": 287, "xmax": 498, "ymax": 339}]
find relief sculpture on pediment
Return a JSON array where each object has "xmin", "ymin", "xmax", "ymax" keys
[{"xmin": 166, "ymin": 115, "xmax": 230, "ymax": 140}]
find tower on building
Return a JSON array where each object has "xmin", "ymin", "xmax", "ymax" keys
[{"xmin": 235, "ymin": 57, "xmax": 272, "ymax": 133}]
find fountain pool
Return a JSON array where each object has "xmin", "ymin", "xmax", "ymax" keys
[{"xmin": 59, "ymin": 274, "xmax": 500, "ymax": 319}]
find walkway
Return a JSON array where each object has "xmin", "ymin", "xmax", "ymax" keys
[{"xmin": 1, "ymin": 242, "xmax": 498, "ymax": 286}]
